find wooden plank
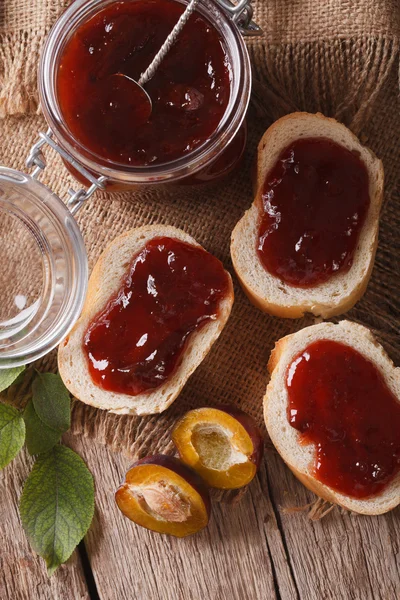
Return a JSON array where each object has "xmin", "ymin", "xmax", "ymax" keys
[
  {"xmin": 67, "ymin": 433, "xmax": 298, "ymax": 600},
  {"xmin": 4, "ymin": 428, "xmax": 400, "ymax": 600},
  {"xmin": 69, "ymin": 428, "xmax": 400, "ymax": 600},
  {"xmin": 0, "ymin": 449, "xmax": 90, "ymax": 600},
  {"xmin": 266, "ymin": 451, "xmax": 400, "ymax": 600}
]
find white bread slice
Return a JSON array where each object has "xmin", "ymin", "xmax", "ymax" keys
[
  {"xmin": 264, "ymin": 320, "xmax": 400, "ymax": 515},
  {"xmin": 58, "ymin": 225, "xmax": 234, "ymax": 416},
  {"xmin": 231, "ymin": 112, "xmax": 384, "ymax": 319}
]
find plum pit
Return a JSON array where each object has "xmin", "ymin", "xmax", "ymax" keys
[{"xmin": 131, "ymin": 480, "xmax": 192, "ymax": 523}]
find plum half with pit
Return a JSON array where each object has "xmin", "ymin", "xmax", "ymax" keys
[
  {"xmin": 172, "ymin": 406, "xmax": 264, "ymax": 489},
  {"xmin": 115, "ymin": 455, "xmax": 211, "ymax": 537}
]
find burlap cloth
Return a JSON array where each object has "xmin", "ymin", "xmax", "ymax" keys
[{"xmin": 1, "ymin": 0, "xmax": 399, "ymax": 462}]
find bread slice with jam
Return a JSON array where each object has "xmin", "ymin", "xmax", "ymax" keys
[
  {"xmin": 264, "ymin": 321, "xmax": 400, "ymax": 515},
  {"xmin": 231, "ymin": 112, "xmax": 384, "ymax": 318},
  {"xmin": 58, "ymin": 225, "xmax": 234, "ymax": 415}
]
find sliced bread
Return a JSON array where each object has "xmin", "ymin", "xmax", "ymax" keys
[
  {"xmin": 58, "ymin": 225, "xmax": 234, "ymax": 416},
  {"xmin": 264, "ymin": 320, "xmax": 400, "ymax": 515},
  {"xmin": 231, "ymin": 112, "xmax": 384, "ymax": 318}
]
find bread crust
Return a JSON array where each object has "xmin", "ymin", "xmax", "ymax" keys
[
  {"xmin": 58, "ymin": 225, "xmax": 234, "ymax": 415},
  {"xmin": 264, "ymin": 321, "xmax": 400, "ymax": 515},
  {"xmin": 231, "ymin": 112, "xmax": 384, "ymax": 319}
]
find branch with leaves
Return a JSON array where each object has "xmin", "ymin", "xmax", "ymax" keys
[{"xmin": 0, "ymin": 367, "xmax": 94, "ymax": 575}]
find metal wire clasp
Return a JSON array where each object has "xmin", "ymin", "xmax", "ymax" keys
[
  {"xmin": 26, "ymin": 129, "xmax": 107, "ymax": 215},
  {"xmin": 216, "ymin": 0, "xmax": 262, "ymax": 37}
]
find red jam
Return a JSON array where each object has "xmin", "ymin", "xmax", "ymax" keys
[
  {"xmin": 57, "ymin": 0, "xmax": 231, "ymax": 167},
  {"xmin": 286, "ymin": 340, "xmax": 400, "ymax": 499},
  {"xmin": 257, "ymin": 138, "xmax": 370, "ymax": 287},
  {"xmin": 83, "ymin": 237, "xmax": 230, "ymax": 395}
]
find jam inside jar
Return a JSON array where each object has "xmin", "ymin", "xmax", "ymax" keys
[
  {"xmin": 39, "ymin": 0, "xmax": 251, "ymax": 187},
  {"xmin": 57, "ymin": 0, "xmax": 231, "ymax": 166}
]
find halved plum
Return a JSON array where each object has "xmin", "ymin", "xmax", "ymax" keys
[
  {"xmin": 172, "ymin": 406, "xmax": 264, "ymax": 489},
  {"xmin": 115, "ymin": 455, "xmax": 211, "ymax": 537}
]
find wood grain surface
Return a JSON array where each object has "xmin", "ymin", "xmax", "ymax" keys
[{"xmin": 2, "ymin": 432, "xmax": 399, "ymax": 599}]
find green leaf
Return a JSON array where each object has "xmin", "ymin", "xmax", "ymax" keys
[
  {"xmin": 24, "ymin": 400, "xmax": 61, "ymax": 455},
  {"xmin": 32, "ymin": 373, "xmax": 71, "ymax": 433},
  {"xmin": 0, "ymin": 366, "xmax": 25, "ymax": 393},
  {"xmin": 0, "ymin": 402, "xmax": 25, "ymax": 468},
  {"xmin": 20, "ymin": 445, "xmax": 94, "ymax": 576}
]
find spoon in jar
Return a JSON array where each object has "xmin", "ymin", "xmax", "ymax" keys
[{"xmin": 111, "ymin": 0, "xmax": 199, "ymax": 120}]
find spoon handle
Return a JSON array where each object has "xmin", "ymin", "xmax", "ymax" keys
[{"xmin": 138, "ymin": 0, "xmax": 199, "ymax": 86}]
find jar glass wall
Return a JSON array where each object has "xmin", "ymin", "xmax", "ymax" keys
[{"xmin": 0, "ymin": 168, "xmax": 87, "ymax": 367}]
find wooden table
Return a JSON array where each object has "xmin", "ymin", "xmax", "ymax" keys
[{"xmin": 2, "ymin": 426, "xmax": 399, "ymax": 600}]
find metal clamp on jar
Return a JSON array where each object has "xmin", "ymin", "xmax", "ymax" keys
[{"xmin": 0, "ymin": 0, "xmax": 261, "ymax": 368}]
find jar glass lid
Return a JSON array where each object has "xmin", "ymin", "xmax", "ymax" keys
[{"xmin": 0, "ymin": 167, "xmax": 88, "ymax": 368}]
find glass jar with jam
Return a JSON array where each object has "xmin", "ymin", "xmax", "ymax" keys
[{"xmin": 39, "ymin": 0, "xmax": 254, "ymax": 188}]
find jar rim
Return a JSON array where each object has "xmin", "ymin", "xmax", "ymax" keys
[{"xmin": 39, "ymin": 0, "xmax": 251, "ymax": 183}]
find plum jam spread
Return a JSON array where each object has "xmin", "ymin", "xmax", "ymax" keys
[
  {"xmin": 57, "ymin": 0, "xmax": 231, "ymax": 166},
  {"xmin": 257, "ymin": 138, "xmax": 370, "ymax": 287},
  {"xmin": 83, "ymin": 237, "xmax": 230, "ymax": 395},
  {"xmin": 286, "ymin": 340, "xmax": 400, "ymax": 499}
]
